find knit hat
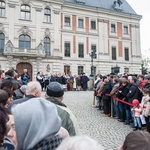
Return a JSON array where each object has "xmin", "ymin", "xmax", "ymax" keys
[
  {"xmin": 132, "ymin": 99, "xmax": 139, "ymax": 106},
  {"xmin": 47, "ymin": 82, "xmax": 64, "ymax": 97}
]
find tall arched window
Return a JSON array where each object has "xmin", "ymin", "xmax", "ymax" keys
[
  {"xmin": 44, "ymin": 8, "xmax": 51, "ymax": 23},
  {"xmin": 0, "ymin": 1, "xmax": 5, "ymax": 17},
  {"xmin": 44, "ymin": 37, "xmax": 50, "ymax": 56},
  {"xmin": 21, "ymin": 4, "xmax": 30, "ymax": 20},
  {"xmin": 19, "ymin": 34, "xmax": 31, "ymax": 49},
  {"xmin": 0, "ymin": 33, "xmax": 5, "ymax": 53}
]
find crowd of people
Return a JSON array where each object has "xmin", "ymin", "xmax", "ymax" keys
[
  {"xmin": 94, "ymin": 73, "xmax": 150, "ymax": 132},
  {"xmin": 0, "ymin": 68, "xmax": 150, "ymax": 150},
  {"xmin": 36, "ymin": 72, "xmax": 89, "ymax": 91}
]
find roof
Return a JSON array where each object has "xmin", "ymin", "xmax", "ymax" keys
[{"xmin": 64, "ymin": 0, "xmax": 138, "ymax": 15}]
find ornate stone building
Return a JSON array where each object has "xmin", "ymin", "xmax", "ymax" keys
[{"xmin": 0, "ymin": 0, "xmax": 142, "ymax": 79}]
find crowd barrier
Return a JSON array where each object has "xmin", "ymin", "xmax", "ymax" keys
[{"xmin": 93, "ymin": 90, "xmax": 146, "ymax": 117}]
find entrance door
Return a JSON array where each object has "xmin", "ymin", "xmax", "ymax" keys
[
  {"xmin": 16, "ymin": 62, "xmax": 32, "ymax": 81},
  {"xmin": 64, "ymin": 65, "xmax": 70, "ymax": 75}
]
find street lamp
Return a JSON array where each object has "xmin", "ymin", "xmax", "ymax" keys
[{"xmin": 89, "ymin": 50, "xmax": 94, "ymax": 77}]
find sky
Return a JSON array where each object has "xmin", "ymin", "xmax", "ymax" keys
[{"xmin": 127, "ymin": 0, "xmax": 150, "ymax": 53}]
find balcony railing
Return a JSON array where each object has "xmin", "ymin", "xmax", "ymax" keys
[{"xmin": 4, "ymin": 41, "xmax": 45, "ymax": 57}]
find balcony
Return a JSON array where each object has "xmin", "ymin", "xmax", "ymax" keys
[{"xmin": 4, "ymin": 41, "xmax": 45, "ymax": 57}]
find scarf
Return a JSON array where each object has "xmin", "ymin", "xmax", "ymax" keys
[{"xmin": 32, "ymin": 134, "xmax": 62, "ymax": 150}]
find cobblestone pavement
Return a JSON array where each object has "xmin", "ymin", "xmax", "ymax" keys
[{"xmin": 62, "ymin": 91, "xmax": 133, "ymax": 150}]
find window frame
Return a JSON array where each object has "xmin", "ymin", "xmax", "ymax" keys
[
  {"xmin": 64, "ymin": 42, "xmax": 71, "ymax": 57},
  {"xmin": 64, "ymin": 16, "xmax": 71, "ymax": 26},
  {"xmin": 91, "ymin": 44, "xmax": 97, "ymax": 59},
  {"xmin": 20, "ymin": 4, "xmax": 31, "ymax": 20},
  {"xmin": 19, "ymin": 34, "xmax": 31, "ymax": 49},
  {"xmin": 112, "ymin": 46, "xmax": 117, "ymax": 60},
  {"xmin": 44, "ymin": 37, "xmax": 51, "ymax": 56},
  {"xmin": 111, "ymin": 24, "xmax": 116, "ymax": 33},
  {"xmin": 0, "ymin": 1, "xmax": 5, "ymax": 17},
  {"xmin": 78, "ymin": 66, "xmax": 84, "ymax": 75},
  {"xmin": 124, "ymin": 47, "xmax": 129, "ymax": 61},
  {"xmin": 78, "ymin": 43, "xmax": 84, "ymax": 58},
  {"xmin": 124, "ymin": 25, "xmax": 128, "ymax": 34},
  {"xmin": 91, "ymin": 20, "xmax": 96, "ymax": 30},
  {"xmin": 44, "ymin": 8, "xmax": 51, "ymax": 23},
  {"xmin": 78, "ymin": 18, "xmax": 84, "ymax": 28},
  {"xmin": 0, "ymin": 33, "xmax": 5, "ymax": 53}
]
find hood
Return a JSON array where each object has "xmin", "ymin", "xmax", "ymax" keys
[{"xmin": 13, "ymin": 98, "xmax": 61, "ymax": 150}]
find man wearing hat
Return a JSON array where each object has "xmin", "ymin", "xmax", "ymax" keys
[{"xmin": 46, "ymin": 82, "xmax": 79, "ymax": 136}]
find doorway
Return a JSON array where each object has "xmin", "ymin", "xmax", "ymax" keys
[{"xmin": 16, "ymin": 62, "xmax": 32, "ymax": 81}]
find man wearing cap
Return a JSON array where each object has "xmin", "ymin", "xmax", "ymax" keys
[{"xmin": 46, "ymin": 82, "xmax": 79, "ymax": 136}]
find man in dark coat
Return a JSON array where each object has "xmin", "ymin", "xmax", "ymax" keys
[
  {"xmin": 101, "ymin": 77, "xmax": 111, "ymax": 116},
  {"xmin": 127, "ymin": 76, "xmax": 141, "ymax": 103},
  {"xmin": 8, "ymin": 81, "xmax": 41, "ymax": 113},
  {"xmin": 81, "ymin": 73, "xmax": 89, "ymax": 91}
]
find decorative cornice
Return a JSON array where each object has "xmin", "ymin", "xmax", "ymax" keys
[
  {"xmin": 53, "ymin": 10, "xmax": 60, "ymax": 14},
  {"xmin": 35, "ymin": 7, "xmax": 43, "ymax": 12},
  {"xmin": 18, "ymin": 26, "xmax": 32, "ymax": 35},
  {"xmin": 97, "ymin": 19, "xmax": 109, "ymax": 23},
  {"xmin": 21, "ymin": 0, "xmax": 30, "ymax": 4},
  {"xmin": 8, "ymin": 3, "xmax": 16, "ymax": 8}
]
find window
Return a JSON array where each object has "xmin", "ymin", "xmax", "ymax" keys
[
  {"xmin": 0, "ymin": 1, "xmax": 5, "ymax": 17},
  {"xmin": 112, "ymin": 47, "xmax": 116, "ymax": 60},
  {"xmin": 64, "ymin": 17, "xmax": 70, "ymax": 26},
  {"xmin": 78, "ymin": 18, "xmax": 84, "ymax": 28},
  {"xmin": 64, "ymin": 65, "xmax": 70, "ymax": 74},
  {"xmin": 0, "ymin": 33, "xmax": 5, "ymax": 53},
  {"xmin": 124, "ymin": 67, "xmax": 129, "ymax": 73},
  {"xmin": 78, "ymin": 44, "xmax": 84, "ymax": 58},
  {"xmin": 78, "ymin": 66, "xmax": 84, "ymax": 75},
  {"xmin": 124, "ymin": 48, "xmax": 129, "ymax": 61},
  {"xmin": 64, "ymin": 42, "xmax": 70, "ymax": 57},
  {"xmin": 91, "ymin": 21, "xmax": 96, "ymax": 30},
  {"xmin": 19, "ymin": 34, "xmax": 31, "ymax": 49},
  {"xmin": 91, "ymin": 45, "xmax": 97, "ymax": 59},
  {"xmin": 124, "ymin": 26, "xmax": 128, "ymax": 34},
  {"xmin": 21, "ymin": 5, "xmax": 30, "ymax": 20},
  {"xmin": 44, "ymin": 37, "xmax": 51, "ymax": 56},
  {"xmin": 111, "ymin": 24, "xmax": 116, "ymax": 33},
  {"xmin": 44, "ymin": 8, "xmax": 51, "ymax": 23}
]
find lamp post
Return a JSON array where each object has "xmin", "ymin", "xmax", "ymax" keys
[{"xmin": 89, "ymin": 50, "xmax": 94, "ymax": 77}]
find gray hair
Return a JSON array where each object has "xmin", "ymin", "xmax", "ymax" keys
[
  {"xmin": 26, "ymin": 81, "xmax": 41, "ymax": 95},
  {"xmin": 20, "ymin": 85, "xmax": 27, "ymax": 93},
  {"xmin": 57, "ymin": 136, "xmax": 104, "ymax": 150}
]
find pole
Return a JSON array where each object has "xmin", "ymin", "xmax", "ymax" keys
[
  {"xmin": 92, "ymin": 90, "xmax": 96, "ymax": 107},
  {"xmin": 111, "ymin": 98, "xmax": 113, "ymax": 117}
]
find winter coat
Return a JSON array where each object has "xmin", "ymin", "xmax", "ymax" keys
[
  {"xmin": 14, "ymin": 89, "xmax": 24, "ymax": 100},
  {"xmin": 141, "ymin": 95, "xmax": 149, "ymax": 116},
  {"xmin": 143, "ymin": 83, "xmax": 150, "ymax": 89},
  {"xmin": 116, "ymin": 84, "xmax": 130, "ymax": 109},
  {"xmin": 127, "ymin": 83, "xmax": 141, "ymax": 103},
  {"xmin": 21, "ymin": 73, "xmax": 30, "ymax": 85},
  {"xmin": 46, "ymin": 97, "xmax": 78, "ymax": 136},
  {"xmin": 81, "ymin": 76, "xmax": 89, "ymax": 90},
  {"xmin": 139, "ymin": 80, "xmax": 146, "ymax": 89},
  {"xmin": 8, "ymin": 95, "xmax": 36, "ymax": 113},
  {"xmin": 131, "ymin": 106, "xmax": 142, "ymax": 117},
  {"xmin": 110, "ymin": 83, "xmax": 120, "ymax": 96},
  {"xmin": 101, "ymin": 82, "xmax": 111, "ymax": 100}
]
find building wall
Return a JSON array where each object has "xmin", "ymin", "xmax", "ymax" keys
[{"xmin": 0, "ymin": 0, "xmax": 142, "ymax": 79}]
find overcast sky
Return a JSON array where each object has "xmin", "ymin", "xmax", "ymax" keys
[{"xmin": 127, "ymin": 0, "xmax": 150, "ymax": 53}]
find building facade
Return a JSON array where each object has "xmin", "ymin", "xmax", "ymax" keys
[{"xmin": 0, "ymin": 0, "xmax": 142, "ymax": 79}]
